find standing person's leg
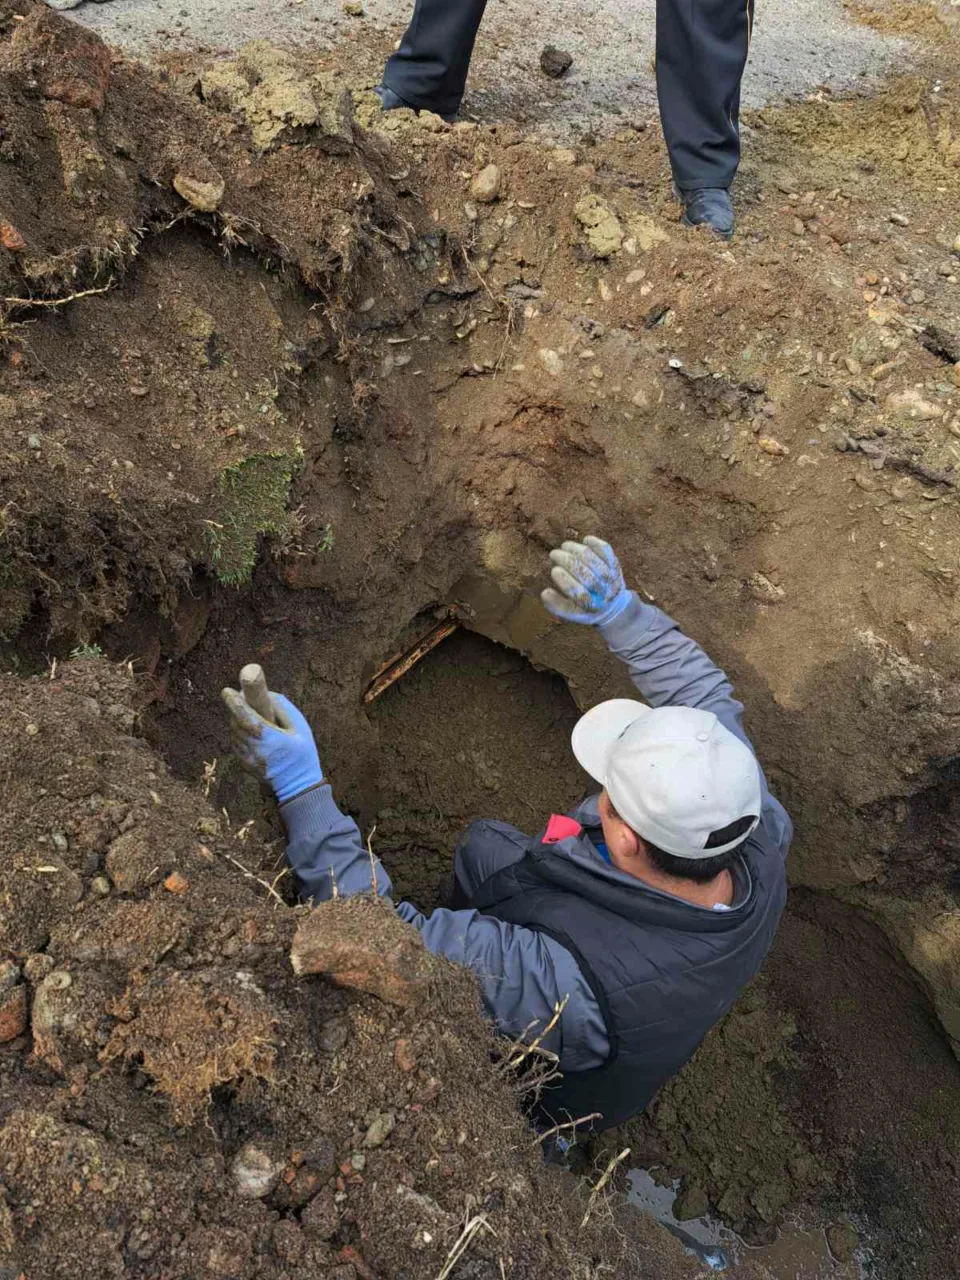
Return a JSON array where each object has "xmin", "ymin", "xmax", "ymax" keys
[
  {"xmin": 381, "ymin": 0, "xmax": 489, "ymax": 119},
  {"xmin": 655, "ymin": 0, "xmax": 755, "ymax": 231}
]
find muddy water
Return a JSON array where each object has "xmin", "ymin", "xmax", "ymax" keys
[{"xmin": 627, "ymin": 1170, "xmax": 862, "ymax": 1279}]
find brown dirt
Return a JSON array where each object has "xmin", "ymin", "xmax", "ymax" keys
[{"xmin": 2, "ymin": 3, "xmax": 960, "ymax": 1277}]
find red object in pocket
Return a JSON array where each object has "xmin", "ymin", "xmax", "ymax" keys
[{"xmin": 543, "ymin": 814, "xmax": 583, "ymax": 844}]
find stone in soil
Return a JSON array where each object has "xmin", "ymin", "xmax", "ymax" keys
[
  {"xmin": 540, "ymin": 46, "xmax": 573, "ymax": 78},
  {"xmin": 173, "ymin": 156, "xmax": 226, "ymax": 213},
  {"xmin": 232, "ymin": 1141, "xmax": 284, "ymax": 1198},
  {"xmin": 470, "ymin": 164, "xmax": 502, "ymax": 203}
]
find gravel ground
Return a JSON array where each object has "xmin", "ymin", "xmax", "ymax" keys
[{"xmin": 70, "ymin": 0, "xmax": 908, "ymax": 130}]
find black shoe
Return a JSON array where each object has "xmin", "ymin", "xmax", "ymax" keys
[
  {"xmin": 680, "ymin": 188, "xmax": 735, "ymax": 240},
  {"xmin": 373, "ymin": 83, "xmax": 456, "ymax": 124}
]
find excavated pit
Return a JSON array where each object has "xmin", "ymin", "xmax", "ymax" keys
[{"xmin": 3, "ymin": 4, "xmax": 960, "ymax": 1278}]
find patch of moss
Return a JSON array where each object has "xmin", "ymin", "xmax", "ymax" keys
[{"xmin": 207, "ymin": 450, "xmax": 301, "ymax": 586}]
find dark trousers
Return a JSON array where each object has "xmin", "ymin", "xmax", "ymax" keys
[{"xmin": 382, "ymin": 0, "xmax": 755, "ymax": 191}]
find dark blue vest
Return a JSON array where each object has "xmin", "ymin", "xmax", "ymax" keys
[{"xmin": 468, "ymin": 825, "xmax": 787, "ymax": 1132}]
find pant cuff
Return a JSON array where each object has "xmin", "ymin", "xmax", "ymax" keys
[{"xmin": 381, "ymin": 71, "xmax": 459, "ymax": 117}]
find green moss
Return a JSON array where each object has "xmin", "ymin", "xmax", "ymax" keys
[{"xmin": 207, "ymin": 450, "xmax": 301, "ymax": 585}]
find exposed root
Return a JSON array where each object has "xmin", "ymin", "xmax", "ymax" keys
[
  {"xmin": 0, "ymin": 280, "xmax": 115, "ymax": 312},
  {"xmin": 580, "ymin": 1148, "xmax": 631, "ymax": 1229}
]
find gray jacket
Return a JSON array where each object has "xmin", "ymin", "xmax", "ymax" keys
[{"xmin": 281, "ymin": 594, "xmax": 793, "ymax": 1071}]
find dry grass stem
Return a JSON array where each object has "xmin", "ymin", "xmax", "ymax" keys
[
  {"xmin": 436, "ymin": 1213, "xmax": 494, "ymax": 1280},
  {"xmin": 225, "ymin": 853, "xmax": 289, "ymax": 907}
]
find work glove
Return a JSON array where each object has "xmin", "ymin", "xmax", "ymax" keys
[
  {"xmin": 221, "ymin": 687, "xmax": 323, "ymax": 805},
  {"xmin": 541, "ymin": 536, "xmax": 632, "ymax": 626}
]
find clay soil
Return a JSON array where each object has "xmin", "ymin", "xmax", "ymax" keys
[{"xmin": 2, "ymin": 1, "xmax": 960, "ymax": 1277}]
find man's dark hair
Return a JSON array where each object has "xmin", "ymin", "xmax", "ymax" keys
[
  {"xmin": 606, "ymin": 798, "xmax": 752, "ymax": 884},
  {"xmin": 644, "ymin": 840, "xmax": 743, "ymax": 884}
]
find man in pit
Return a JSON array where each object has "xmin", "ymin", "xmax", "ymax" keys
[{"xmin": 224, "ymin": 537, "xmax": 791, "ymax": 1133}]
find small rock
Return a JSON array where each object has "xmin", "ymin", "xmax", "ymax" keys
[
  {"xmin": 164, "ymin": 871, "xmax": 190, "ymax": 895},
  {"xmin": 597, "ymin": 279, "xmax": 612, "ymax": 302},
  {"xmin": 552, "ymin": 147, "xmax": 577, "ymax": 166},
  {"xmin": 0, "ymin": 961, "xmax": 21, "ymax": 994},
  {"xmin": 27, "ymin": 434, "xmax": 41, "ymax": 451},
  {"xmin": 826, "ymin": 1222, "xmax": 859, "ymax": 1263},
  {"xmin": 539, "ymin": 46, "xmax": 573, "ymax": 78},
  {"xmin": 674, "ymin": 1183, "xmax": 710, "ymax": 1221},
  {"xmin": 889, "ymin": 212, "xmax": 910, "ymax": 227},
  {"xmin": 538, "ymin": 348, "xmax": 564, "ymax": 377},
  {"xmin": 303, "ymin": 1135, "xmax": 336, "ymax": 1176},
  {"xmin": 625, "ymin": 268, "xmax": 646, "ymax": 285},
  {"xmin": 363, "ymin": 1110, "xmax": 396, "ymax": 1149},
  {"xmin": 301, "ymin": 1188, "xmax": 339, "ymax": 1240},
  {"xmin": 0, "ymin": 985, "xmax": 28, "ymax": 1044},
  {"xmin": 91, "ymin": 875, "xmax": 112, "ymax": 897},
  {"xmin": 470, "ymin": 164, "xmax": 501, "ymax": 203},
  {"xmin": 909, "ymin": 289, "xmax": 926, "ymax": 305},
  {"xmin": 342, "ymin": 1, "xmax": 364, "ymax": 13},
  {"xmin": 757, "ymin": 437, "xmax": 789, "ymax": 457},
  {"xmin": 173, "ymin": 158, "xmax": 226, "ymax": 213},
  {"xmin": 776, "ymin": 173, "xmax": 800, "ymax": 195},
  {"xmin": 394, "ymin": 1038, "xmax": 417, "ymax": 1072},
  {"xmin": 232, "ymin": 1142, "xmax": 284, "ymax": 1199},
  {"xmin": 885, "ymin": 388, "xmax": 943, "ymax": 421},
  {"xmin": 0, "ymin": 222, "xmax": 26, "ymax": 252},
  {"xmin": 320, "ymin": 1016, "xmax": 349, "ymax": 1054},
  {"xmin": 953, "ymin": 233, "xmax": 960, "ymax": 255},
  {"xmin": 843, "ymin": 357, "xmax": 861, "ymax": 376},
  {"xmin": 463, "ymin": 201, "xmax": 478, "ymax": 222}
]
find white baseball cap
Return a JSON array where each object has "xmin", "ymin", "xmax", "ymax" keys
[{"xmin": 571, "ymin": 700, "xmax": 761, "ymax": 858}]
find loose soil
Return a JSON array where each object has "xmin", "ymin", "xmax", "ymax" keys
[{"xmin": 2, "ymin": 2, "xmax": 960, "ymax": 1277}]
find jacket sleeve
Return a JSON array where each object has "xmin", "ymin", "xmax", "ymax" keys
[
  {"xmin": 280, "ymin": 786, "xmax": 609, "ymax": 1070},
  {"xmin": 597, "ymin": 593, "xmax": 793, "ymax": 857}
]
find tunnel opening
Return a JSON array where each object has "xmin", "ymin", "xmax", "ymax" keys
[{"xmin": 366, "ymin": 626, "xmax": 588, "ymax": 909}]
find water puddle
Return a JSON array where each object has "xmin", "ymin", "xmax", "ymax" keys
[{"xmin": 627, "ymin": 1168, "xmax": 867, "ymax": 1277}]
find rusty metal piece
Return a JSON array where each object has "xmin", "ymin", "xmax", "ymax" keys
[{"xmin": 363, "ymin": 614, "xmax": 459, "ymax": 704}]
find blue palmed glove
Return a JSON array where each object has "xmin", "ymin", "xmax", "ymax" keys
[
  {"xmin": 221, "ymin": 688, "xmax": 322, "ymax": 805},
  {"xmin": 540, "ymin": 537, "xmax": 632, "ymax": 627}
]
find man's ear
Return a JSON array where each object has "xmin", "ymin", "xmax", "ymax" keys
[{"xmin": 619, "ymin": 824, "xmax": 642, "ymax": 861}]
